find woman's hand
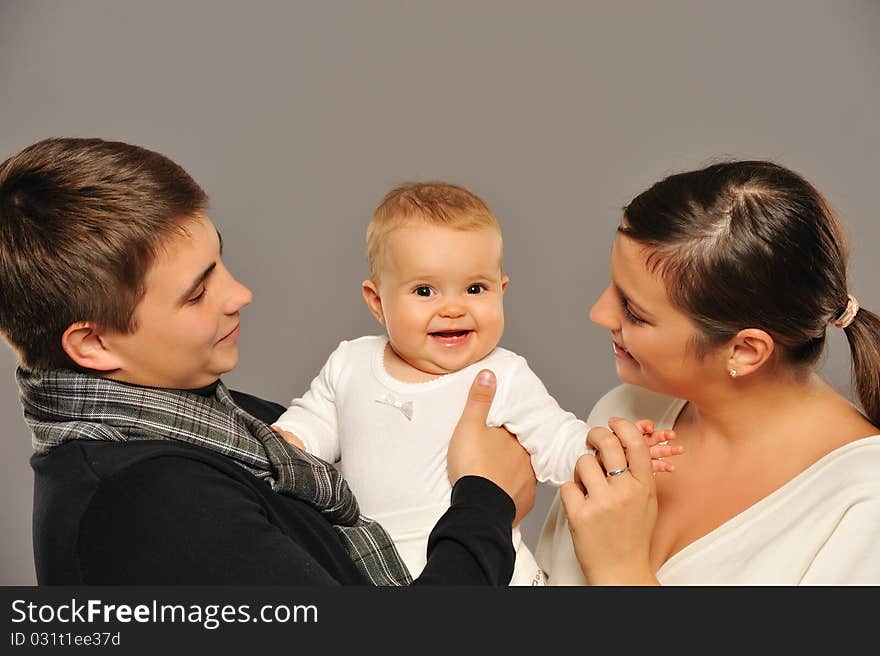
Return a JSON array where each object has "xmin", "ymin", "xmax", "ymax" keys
[
  {"xmin": 447, "ymin": 369, "xmax": 537, "ymax": 526},
  {"xmin": 560, "ymin": 417, "xmax": 660, "ymax": 585}
]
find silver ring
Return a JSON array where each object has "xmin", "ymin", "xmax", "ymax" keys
[{"xmin": 606, "ymin": 466, "xmax": 628, "ymax": 478}]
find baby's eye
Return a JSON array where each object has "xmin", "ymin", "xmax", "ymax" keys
[
  {"xmin": 414, "ymin": 285, "xmax": 435, "ymax": 297},
  {"xmin": 467, "ymin": 283, "xmax": 487, "ymax": 294}
]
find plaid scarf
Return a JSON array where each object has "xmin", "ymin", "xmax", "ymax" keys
[{"xmin": 17, "ymin": 368, "xmax": 412, "ymax": 586}]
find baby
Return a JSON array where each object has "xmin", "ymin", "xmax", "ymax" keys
[{"xmin": 274, "ymin": 182, "xmax": 677, "ymax": 585}]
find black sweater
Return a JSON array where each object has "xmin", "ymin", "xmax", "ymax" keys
[{"xmin": 30, "ymin": 391, "xmax": 515, "ymax": 585}]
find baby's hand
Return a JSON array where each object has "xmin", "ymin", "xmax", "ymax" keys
[
  {"xmin": 271, "ymin": 425, "xmax": 306, "ymax": 451},
  {"xmin": 634, "ymin": 418, "xmax": 683, "ymax": 473}
]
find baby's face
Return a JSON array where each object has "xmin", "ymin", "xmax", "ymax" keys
[{"xmin": 367, "ymin": 223, "xmax": 508, "ymax": 376}]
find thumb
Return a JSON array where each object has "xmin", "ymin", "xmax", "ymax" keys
[{"xmin": 457, "ymin": 369, "xmax": 497, "ymax": 428}]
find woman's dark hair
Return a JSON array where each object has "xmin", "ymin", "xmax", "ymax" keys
[{"xmin": 620, "ymin": 160, "xmax": 880, "ymax": 426}]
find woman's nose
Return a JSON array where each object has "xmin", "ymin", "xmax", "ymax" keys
[{"xmin": 589, "ymin": 286, "xmax": 618, "ymax": 329}]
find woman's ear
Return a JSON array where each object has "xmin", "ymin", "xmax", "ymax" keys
[
  {"xmin": 61, "ymin": 322, "xmax": 124, "ymax": 372},
  {"xmin": 726, "ymin": 328, "xmax": 775, "ymax": 378},
  {"xmin": 362, "ymin": 280, "xmax": 385, "ymax": 325}
]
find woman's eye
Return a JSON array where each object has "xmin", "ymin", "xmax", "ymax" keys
[
  {"xmin": 621, "ymin": 298, "xmax": 644, "ymax": 325},
  {"xmin": 414, "ymin": 286, "xmax": 434, "ymax": 297},
  {"xmin": 467, "ymin": 284, "xmax": 486, "ymax": 294}
]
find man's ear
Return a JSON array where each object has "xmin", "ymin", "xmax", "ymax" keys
[
  {"xmin": 726, "ymin": 328, "xmax": 775, "ymax": 378},
  {"xmin": 362, "ymin": 280, "xmax": 385, "ymax": 326},
  {"xmin": 501, "ymin": 275, "xmax": 509, "ymax": 294},
  {"xmin": 61, "ymin": 322, "xmax": 123, "ymax": 372}
]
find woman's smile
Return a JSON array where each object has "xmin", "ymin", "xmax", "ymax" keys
[{"xmin": 612, "ymin": 338, "xmax": 633, "ymax": 360}]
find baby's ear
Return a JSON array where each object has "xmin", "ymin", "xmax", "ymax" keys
[{"xmin": 361, "ymin": 279, "xmax": 385, "ymax": 325}]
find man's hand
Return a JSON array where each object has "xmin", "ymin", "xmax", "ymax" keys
[{"xmin": 447, "ymin": 369, "xmax": 537, "ymax": 526}]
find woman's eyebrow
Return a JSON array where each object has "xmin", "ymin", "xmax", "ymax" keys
[{"xmin": 613, "ymin": 282, "xmax": 652, "ymax": 316}]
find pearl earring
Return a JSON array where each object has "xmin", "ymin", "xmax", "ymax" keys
[{"xmin": 729, "ymin": 369, "xmax": 737, "ymax": 378}]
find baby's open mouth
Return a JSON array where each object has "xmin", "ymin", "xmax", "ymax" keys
[
  {"xmin": 429, "ymin": 330, "xmax": 473, "ymax": 347},
  {"xmin": 430, "ymin": 330, "xmax": 471, "ymax": 338}
]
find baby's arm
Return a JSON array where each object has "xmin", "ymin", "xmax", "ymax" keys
[
  {"xmin": 492, "ymin": 357, "xmax": 595, "ymax": 486},
  {"xmin": 272, "ymin": 342, "xmax": 348, "ymax": 463},
  {"xmin": 494, "ymin": 356, "xmax": 681, "ymax": 485}
]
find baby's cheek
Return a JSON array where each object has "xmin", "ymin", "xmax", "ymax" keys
[
  {"xmin": 487, "ymin": 306, "xmax": 506, "ymax": 335},
  {"xmin": 479, "ymin": 318, "xmax": 505, "ymax": 355}
]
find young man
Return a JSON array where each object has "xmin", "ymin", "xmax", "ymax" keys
[{"xmin": 0, "ymin": 137, "xmax": 535, "ymax": 584}]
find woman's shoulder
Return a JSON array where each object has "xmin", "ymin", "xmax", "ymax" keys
[
  {"xmin": 805, "ymin": 434, "xmax": 880, "ymax": 489},
  {"xmin": 585, "ymin": 384, "xmax": 685, "ymax": 429}
]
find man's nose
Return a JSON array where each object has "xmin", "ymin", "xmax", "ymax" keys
[{"xmin": 224, "ymin": 275, "xmax": 254, "ymax": 314}]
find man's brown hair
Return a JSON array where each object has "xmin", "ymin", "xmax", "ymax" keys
[
  {"xmin": 366, "ymin": 181, "xmax": 502, "ymax": 281},
  {"xmin": 0, "ymin": 137, "xmax": 207, "ymax": 370}
]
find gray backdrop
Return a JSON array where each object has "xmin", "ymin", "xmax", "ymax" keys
[{"xmin": 2, "ymin": 0, "xmax": 878, "ymax": 584}]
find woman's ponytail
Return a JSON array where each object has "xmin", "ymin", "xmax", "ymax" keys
[{"xmin": 844, "ymin": 306, "xmax": 880, "ymax": 427}]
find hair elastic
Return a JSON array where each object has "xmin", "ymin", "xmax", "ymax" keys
[{"xmin": 833, "ymin": 294, "xmax": 860, "ymax": 329}]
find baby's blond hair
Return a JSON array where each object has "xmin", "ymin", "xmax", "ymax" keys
[{"xmin": 366, "ymin": 181, "xmax": 502, "ymax": 281}]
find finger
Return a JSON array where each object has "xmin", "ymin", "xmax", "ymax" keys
[
  {"xmin": 587, "ymin": 425, "xmax": 628, "ymax": 476},
  {"xmin": 648, "ymin": 443, "xmax": 685, "ymax": 459},
  {"xmin": 271, "ymin": 425, "xmax": 304, "ymax": 449},
  {"xmin": 456, "ymin": 369, "xmax": 497, "ymax": 429},
  {"xmin": 560, "ymin": 481, "xmax": 588, "ymax": 519},
  {"xmin": 651, "ymin": 459, "xmax": 676, "ymax": 473},
  {"xmin": 608, "ymin": 416, "xmax": 653, "ymax": 482},
  {"xmin": 634, "ymin": 419, "xmax": 655, "ymax": 434},
  {"xmin": 574, "ymin": 452, "xmax": 608, "ymax": 496},
  {"xmin": 643, "ymin": 429, "xmax": 677, "ymax": 448}
]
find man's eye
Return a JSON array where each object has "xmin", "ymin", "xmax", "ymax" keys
[
  {"xmin": 467, "ymin": 284, "xmax": 486, "ymax": 294},
  {"xmin": 414, "ymin": 286, "xmax": 434, "ymax": 297}
]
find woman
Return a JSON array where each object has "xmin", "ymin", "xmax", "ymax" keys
[{"xmin": 536, "ymin": 160, "xmax": 880, "ymax": 585}]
